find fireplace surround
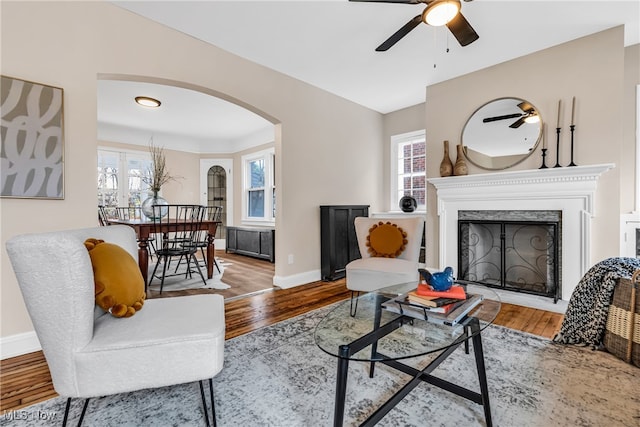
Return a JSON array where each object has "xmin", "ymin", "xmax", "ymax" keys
[{"xmin": 428, "ymin": 164, "xmax": 613, "ymax": 301}]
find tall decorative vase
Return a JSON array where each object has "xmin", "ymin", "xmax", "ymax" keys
[
  {"xmin": 141, "ymin": 191, "xmax": 169, "ymax": 219},
  {"xmin": 439, "ymin": 140, "xmax": 454, "ymax": 177},
  {"xmin": 454, "ymin": 144, "xmax": 468, "ymax": 176}
]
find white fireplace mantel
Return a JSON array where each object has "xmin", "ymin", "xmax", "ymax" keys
[{"xmin": 427, "ymin": 163, "xmax": 614, "ymax": 301}]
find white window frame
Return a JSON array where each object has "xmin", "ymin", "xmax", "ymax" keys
[
  {"xmin": 241, "ymin": 147, "xmax": 275, "ymax": 225},
  {"xmin": 97, "ymin": 147, "xmax": 153, "ymax": 208},
  {"xmin": 390, "ymin": 130, "xmax": 427, "ymax": 212}
]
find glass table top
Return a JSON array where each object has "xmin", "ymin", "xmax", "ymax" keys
[{"xmin": 314, "ymin": 281, "xmax": 501, "ymax": 362}]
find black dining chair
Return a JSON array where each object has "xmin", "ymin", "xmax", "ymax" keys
[
  {"xmin": 98, "ymin": 205, "xmax": 119, "ymax": 226},
  {"xmin": 177, "ymin": 205, "xmax": 223, "ymax": 274},
  {"xmin": 148, "ymin": 204, "xmax": 207, "ymax": 294},
  {"xmin": 115, "ymin": 206, "xmax": 144, "ymax": 220}
]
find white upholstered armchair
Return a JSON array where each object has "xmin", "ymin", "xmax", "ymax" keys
[
  {"xmin": 346, "ymin": 216, "xmax": 425, "ymax": 314},
  {"xmin": 6, "ymin": 225, "xmax": 225, "ymax": 426}
]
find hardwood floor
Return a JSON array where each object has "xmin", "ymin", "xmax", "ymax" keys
[{"xmin": 0, "ymin": 253, "xmax": 564, "ymax": 413}]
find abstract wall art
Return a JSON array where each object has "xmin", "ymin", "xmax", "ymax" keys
[{"xmin": 1, "ymin": 75, "xmax": 64, "ymax": 199}]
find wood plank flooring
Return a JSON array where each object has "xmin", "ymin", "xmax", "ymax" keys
[{"xmin": 0, "ymin": 252, "xmax": 564, "ymax": 413}]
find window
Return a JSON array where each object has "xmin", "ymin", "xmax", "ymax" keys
[
  {"xmin": 390, "ymin": 130, "xmax": 426, "ymax": 211},
  {"xmin": 242, "ymin": 148, "xmax": 275, "ymax": 223},
  {"xmin": 97, "ymin": 148, "xmax": 152, "ymax": 208}
]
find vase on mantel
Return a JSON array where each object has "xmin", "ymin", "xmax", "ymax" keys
[
  {"xmin": 141, "ymin": 191, "xmax": 169, "ymax": 220},
  {"xmin": 454, "ymin": 144, "xmax": 468, "ymax": 176},
  {"xmin": 439, "ymin": 140, "xmax": 454, "ymax": 177}
]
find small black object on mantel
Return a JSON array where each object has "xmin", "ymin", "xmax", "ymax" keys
[
  {"xmin": 554, "ymin": 127, "xmax": 562, "ymax": 168},
  {"xmin": 399, "ymin": 195, "xmax": 417, "ymax": 213},
  {"xmin": 539, "ymin": 148, "xmax": 549, "ymax": 169},
  {"xmin": 554, "ymin": 99, "xmax": 562, "ymax": 168},
  {"xmin": 568, "ymin": 96, "xmax": 577, "ymax": 166},
  {"xmin": 568, "ymin": 125, "xmax": 577, "ymax": 166}
]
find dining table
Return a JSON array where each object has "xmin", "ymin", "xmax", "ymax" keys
[{"xmin": 107, "ymin": 218, "xmax": 220, "ymax": 285}]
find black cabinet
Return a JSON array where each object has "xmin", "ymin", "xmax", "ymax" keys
[
  {"xmin": 320, "ymin": 205, "xmax": 369, "ymax": 281},
  {"xmin": 226, "ymin": 226, "xmax": 275, "ymax": 262}
]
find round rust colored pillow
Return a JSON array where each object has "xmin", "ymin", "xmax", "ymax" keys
[
  {"xmin": 84, "ymin": 238, "xmax": 145, "ymax": 318},
  {"xmin": 366, "ymin": 221, "xmax": 408, "ymax": 258}
]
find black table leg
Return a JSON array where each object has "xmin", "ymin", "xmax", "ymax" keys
[
  {"xmin": 334, "ymin": 345, "xmax": 350, "ymax": 427},
  {"xmin": 470, "ymin": 319, "xmax": 493, "ymax": 427},
  {"xmin": 464, "ymin": 325, "xmax": 470, "ymax": 354},
  {"xmin": 369, "ymin": 294, "xmax": 386, "ymax": 378}
]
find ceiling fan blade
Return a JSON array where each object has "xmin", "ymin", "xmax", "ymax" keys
[
  {"xmin": 349, "ymin": 0, "xmax": 423, "ymax": 4},
  {"xmin": 517, "ymin": 101, "xmax": 534, "ymax": 113},
  {"xmin": 445, "ymin": 12, "xmax": 479, "ymax": 46},
  {"xmin": 509, "ymin": 117, "xmax": 526, "ymax": 129},
  {"xmin": 375, "ymin": 15, "xmax": 422, "ymax": 51},
  {"xmin": 482, "ymin": 113, "xmax": 523, "ymax": 123}
]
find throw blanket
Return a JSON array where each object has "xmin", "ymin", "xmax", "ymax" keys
[{"xmin": 553, "ymin": 257, "xmax": 640, "ymax": 347}]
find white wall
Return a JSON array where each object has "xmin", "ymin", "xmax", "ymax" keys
[{"xmin": 1, "ymin": 2, "xmax": 383, "ymax": 343}]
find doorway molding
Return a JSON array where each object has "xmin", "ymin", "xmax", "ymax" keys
[{"xmin": 201, "ymin": 158, "xmax": 233, "ymax": 248}]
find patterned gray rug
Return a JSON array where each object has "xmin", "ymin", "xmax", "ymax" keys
[{"xmin": 3, "ymin": 305, "xmax": 639, "ymax": 426}]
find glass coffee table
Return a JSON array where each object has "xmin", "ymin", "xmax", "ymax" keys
[{"xmin": 314, "ymin": 281, "xmax": 501, "ymax": 427}]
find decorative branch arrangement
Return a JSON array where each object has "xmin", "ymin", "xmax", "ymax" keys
[{"xmin": 142, "ymin": 139, "xmax": 177, "ymax": 193}]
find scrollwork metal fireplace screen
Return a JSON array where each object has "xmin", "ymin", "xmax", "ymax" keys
[
  {"xmin": 458, "ymin": 214, "xmax": 560, "ymax": 302},
  {"xmin": 1, "ymin": 75, "xmax": 64, "ymax": 199}
]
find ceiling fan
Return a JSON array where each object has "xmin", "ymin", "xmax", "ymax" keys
[
  {"xmin": 351, "ymin": 0, "xmax": 479, "ymax": 51},
  {"xmin": 482, "ymin": 101, "xmax": 539, "ymax": 129}
]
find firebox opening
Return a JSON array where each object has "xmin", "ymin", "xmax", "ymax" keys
[{"xmin": 458, "ymin": 210, "xmax": 561, "ymax": 303}]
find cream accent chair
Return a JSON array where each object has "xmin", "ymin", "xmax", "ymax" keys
[
  {"xmin": 346, "ymin": 216, "xmax": 425, "ymax": 315},
  {"xmin": 6, "ymin": 225, "xmax": 225, "ymax": 426}
]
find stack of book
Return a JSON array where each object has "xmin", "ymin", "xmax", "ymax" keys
[
  {"xmin": 406, "ymin": 284, "xmax": 468, "ymax": 314},
  {"xmin": 381, "ymin": 284, "xmax": 484, "ymax": 326}
]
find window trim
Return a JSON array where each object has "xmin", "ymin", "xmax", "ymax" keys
[
  {"xmin": 241, "ymin": 147, "xmax": 275, "ymax": 225},
  {"xmin": 390, "ymin": 130, "xmax": 427, "ymax": 212},
  {"xmin": 97, "ymin": 147, "xmax": 153, "ymax": 208}
]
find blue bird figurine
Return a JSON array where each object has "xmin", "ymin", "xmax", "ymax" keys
[{"xmin": 418, "ymin": 267, "xmax": 454, "ymax": 291}]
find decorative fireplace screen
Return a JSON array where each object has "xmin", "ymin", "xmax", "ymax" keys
[{"xmin": 458, "ymin": 211, "xmax": 561, "ymax": 302}]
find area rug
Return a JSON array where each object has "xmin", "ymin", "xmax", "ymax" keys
[
  {"xmin": 4, "ymin": 305, "xmax": 639, "ymax": 427},
  {"xmin": 146, "ymin": 257, "xmax": 231, "ymax": 291}
]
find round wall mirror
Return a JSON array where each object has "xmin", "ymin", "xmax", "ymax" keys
[{"xmin": 461, "ymin": 97, "xmax": 542, "ymax": 170}]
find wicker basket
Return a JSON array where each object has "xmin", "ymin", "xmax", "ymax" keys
[{"xmin": 603, "ymin": 270, "xmax": 639, "ymax": 367}]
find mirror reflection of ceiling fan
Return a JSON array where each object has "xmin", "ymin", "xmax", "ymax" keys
[
  {"xmin": 350, "ymin": 0, "xmax": 479, "ymax": 51},
  {"xmin": 482, "ymin": 101, "xmax": 540, "ymax": 129}
]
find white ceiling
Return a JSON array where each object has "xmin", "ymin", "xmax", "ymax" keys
[{"xmin": 102, "ymin": 0, "xmax": 640, "ymax": 152}]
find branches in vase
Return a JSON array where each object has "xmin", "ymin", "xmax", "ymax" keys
[{"xmin": 142, "ymin": 139, "xmax": 179, "ymax": 193}]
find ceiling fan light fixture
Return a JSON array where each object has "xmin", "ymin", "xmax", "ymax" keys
[
  {"xmin": 524, "ymin": 113, "xmax": 540, "ymax": 124},
  {"xmin": 135, "ymin": 96, "xmax": 161, "ymax": 108},
  {"xmin": 422, "ymin": 0, "xmax": 461, "ymax": 27}
]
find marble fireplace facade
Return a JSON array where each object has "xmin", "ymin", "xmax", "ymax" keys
[{"xmin": 428, "ymin": 164, "xmax": 613, "ymax": 301}]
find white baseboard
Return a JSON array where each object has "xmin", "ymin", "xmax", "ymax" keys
[
  {"xmin": 273, "ymin": 269, "xmax": 321, "ymax": 289},
  {"xmin": 1, "ymin": 331, "xmax": 41, "ymax": 360}
]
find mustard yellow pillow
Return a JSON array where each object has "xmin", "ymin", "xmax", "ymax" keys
[
  {"xmin": 84, "ymin": 238, "xmax": 145, "ymax": 318},
  {"xmin": 366, "ymin": 221, "xmax": 408, "ymax": 258}
]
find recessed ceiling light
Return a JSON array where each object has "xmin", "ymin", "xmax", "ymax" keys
[{"xmin": 135, "ymin": 96, "xmax": 161, "ymax": 108}]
